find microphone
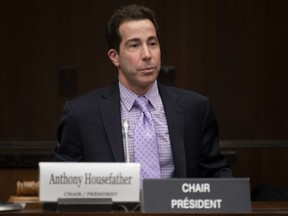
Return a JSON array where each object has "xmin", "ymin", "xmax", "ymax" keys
[{"xmin": 122, "ymin": 120, "xmax": 130, "ymax": 163}]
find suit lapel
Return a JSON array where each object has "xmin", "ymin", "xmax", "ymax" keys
[
  {"xmin": 159, "ymin": 84, "xmax": 187, "ymax": 178},
  {"xmin": 98, "ymin": 83, "xmax": 125, "ymax": 162}
]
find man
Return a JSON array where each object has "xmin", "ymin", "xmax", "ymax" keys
[{"xmin": 54, "ymin": 4, "xmax": 232, "ymax": 179}]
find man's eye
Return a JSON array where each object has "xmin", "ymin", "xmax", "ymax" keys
[
  {"xmin": 126, "ymin": 43, "xmax": 140, "ymax": 51},
  {"xmin": 149, "ymin": 41, "xmax": 159, "ymax": 47},
  {"xmin": 130, "ymin": 43, "xmax": 139, "ymax": 48}
]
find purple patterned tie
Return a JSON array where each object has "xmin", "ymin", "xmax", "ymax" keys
[{"xmin": 134, "ymin": 96, "xmax": 161, "ymax": 182}]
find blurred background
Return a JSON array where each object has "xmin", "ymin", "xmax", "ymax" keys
[{"xmin": 0, "ymin": 0, "xmax": 288, "ymax": 201}]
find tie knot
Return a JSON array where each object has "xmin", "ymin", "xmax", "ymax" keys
[{"xmin": 134, "ymin": 96, "xmax": 149, "ymax": 112}]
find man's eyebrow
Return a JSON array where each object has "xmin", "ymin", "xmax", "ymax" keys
[
  {"xmin": 148, "ymin": 36, "xmax": 158, "ymax": 41},
  {"xmin": 126, "ymin": 36, "xmax": 158, "ymax": 43},
  {"xmin": 125, "ymin": 38, "xmax": 141, "ymax": 44}
]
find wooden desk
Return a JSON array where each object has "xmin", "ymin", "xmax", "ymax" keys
[
  {"xmin": 1, "ymin": 202, "xmax": 288, "ymax": 215},
  {"xmin": 252, "ymin": 201, "xmax": 288, "ymax": 214}
]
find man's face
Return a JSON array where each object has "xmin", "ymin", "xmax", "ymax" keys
[{"xmin": 108, "ymin": 19, "xmax": 161, "ymax": 95}]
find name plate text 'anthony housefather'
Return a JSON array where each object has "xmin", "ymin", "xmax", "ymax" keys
[
  {"xmin": 142, "ymin": 178, "xmax": 251, "ymax": 213},
  {"xmin": 39, "ymin": 162, "xmax": 140, "ymax": 203}
]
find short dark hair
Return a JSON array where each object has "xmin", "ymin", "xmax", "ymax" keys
[{"xmin": 106, "ymin": 4, "xmax": 159, "ymax": 52}]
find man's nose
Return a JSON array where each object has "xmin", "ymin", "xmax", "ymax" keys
[{"xmin": 141, "ymin": 45, "xmax": 152, "ymax": 60}]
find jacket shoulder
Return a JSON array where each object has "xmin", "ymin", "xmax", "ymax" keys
[
  {"xmin": 159, "ymin": 84, "xmax": 209, "ymax": 105},
  {"xmin": 69, "ymin": 84, "xmax": 117, "ymax": 107}
]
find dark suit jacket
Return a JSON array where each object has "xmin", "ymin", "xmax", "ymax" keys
[{"xmin": 54, "ymin": 82, "xmax": 232, "ymax": 178}]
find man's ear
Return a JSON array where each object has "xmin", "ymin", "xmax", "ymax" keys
[{"xmin": 107, "ymin": 49, "xmax": 119, "ymax": 67}]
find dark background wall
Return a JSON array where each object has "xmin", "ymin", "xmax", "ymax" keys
[
  {"xmin": 0, "ymin": 0, "xmax": 288, "ymax": 201},
  {"xmin": 1, "ymin": 0, "xmax": 287, "ymax": 141}
]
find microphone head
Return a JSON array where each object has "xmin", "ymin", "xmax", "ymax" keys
[
  {"xmin": 122, "ymin": 119, "xmax": 129, "ymax": 129},
  {"xmin": 123, "ymin": 120, "xmax": 129, "ymax": 133}
]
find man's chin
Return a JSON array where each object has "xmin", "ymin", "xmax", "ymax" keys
[{"xmin": 139, "ymin": 77, "xmax": 157, "ymax": 86}]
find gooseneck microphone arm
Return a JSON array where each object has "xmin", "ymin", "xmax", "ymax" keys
[{"xmin": 122, "ymin": 120, "xmax": 130, "ymax": 163}]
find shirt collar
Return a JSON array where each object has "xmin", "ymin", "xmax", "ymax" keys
[{"xmin": 119, "ymin": 81, "xmax": 159, "ymax": 111}]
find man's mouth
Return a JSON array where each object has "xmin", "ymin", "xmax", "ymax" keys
[{"xmin": 139, "ymin": 67, "xmax": 156, "ymax": 73}]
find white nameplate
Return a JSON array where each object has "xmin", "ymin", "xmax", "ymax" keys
[{"xmin": 39, "ymin": 162, "xmax": 140, "ymax": 203}]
